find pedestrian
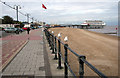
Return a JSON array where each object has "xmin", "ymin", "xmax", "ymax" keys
[
  {"xmin": 116, "ymin": 27, "xmax": 118, "ymax": 30},
  {"xmin": 27, "ymin": 27, "xmax": 30, "ymax": 34},
  {"xmin": 116, "ymin": 27, "xmax": 118, "ymax": 35}
]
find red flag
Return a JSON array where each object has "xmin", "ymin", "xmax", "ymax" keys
[{"xmin": 42, "ymin": 4, "xmax": 47, "ymax": 9}]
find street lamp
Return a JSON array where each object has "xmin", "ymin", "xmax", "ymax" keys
[
  {"xmin": 31, "ymin": 17, "xmax": 34, "ymax": 23},
  {"xmin": 35, "ymin": 19, "xmax": 37, "ymax": 22},
  {"xmin": 14, "ymin": 5, "xmax": 21, "ymax": 22},
  {"xmin": 26, "ymin": 13, "xmax": 30, "ymax": 23}
]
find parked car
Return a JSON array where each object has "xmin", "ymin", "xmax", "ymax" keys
[
  {"xmin": 38, "ymin": 26, "xmax": 43, "ymax": 28},
  {"xmin": 17, "ymin": 28, "xmax": 24, "ymax": 33},
  {"xmin": 31, "ymin": 27, "xmax": 35, "ymax": 30},
  {"xmin": 19, "ymin": 28, "xmax": 24, "ymax": 32},
  {"xmin": 0, "ymin": 27, "xmax": 4, "ymax": 31},
  {"xmin": 2, "ymin": 28, "xmax": 5, "ymax": 31},
  {"xmin": 4, "ymin": 27, "xmax": 18, "ymax": 33},
  {"xmin": 22, "ymin": 27, "xmax": 28, "ymax": 30}
]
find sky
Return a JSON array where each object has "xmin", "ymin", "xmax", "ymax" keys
[{"xmin": 0, "ymin": 0, "xmax": 119, "ymax": 26}]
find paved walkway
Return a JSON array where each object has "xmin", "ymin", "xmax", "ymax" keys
[
  {"xmin": 1, "ymin": 31, "xmax": 28, "ymax": 70},
  {"xmin": 2, "ymin": 29, "xmax": 45, "ymax": 76},
  {"xmin": 1, "ymin": 28, "xmax": 67, "ymax": 77}
]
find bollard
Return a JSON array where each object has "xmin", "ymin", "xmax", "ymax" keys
[
  {"xmin": 54, "ymin": 36, "xmax": 58, "ymax": 60},
  {"xmin": 52, "ymin": 31, "xmax": 55, "ymax": 54},
  {"xmin": 78, "ymin": 55, "xmax": 86, "ymax": 78},
  {"xmin": 64, "ymin": 36, "xmax": 68, "ymax": 78},
  {"xmin": 57, "ymin": 33, "xmax": 63, "ymax": 69}
]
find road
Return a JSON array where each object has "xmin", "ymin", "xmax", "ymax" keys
[{"xmin": 0, "ymin": 31, "xmax": 15, "ymax": 38}]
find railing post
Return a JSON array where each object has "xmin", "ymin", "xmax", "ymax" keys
[
  {"xmin": 48, "ymin": 30, "xmax": 51, "ymax": 47},
  {"xmin": 64, "ymin": 36, "xmax": 68, "ymax": 78},
  {"xmin": 45, "ymin": 29, "xmax": 47, "ymax": 37},
  {"xmin": 46, "ymin": 29, "xmax": 49, "ymax": 44},
  {"xmin": 79, "ymin": 55, "xmax": 86, "ymax": 78},
  {"xmin": 52, "ymin": 31, "xmax": 55, "ymax": 54},
  {"xmin": 57, "ymin": 33, "xmax": 63, "ymax": 69},
  {"xmin": 54, "ymin": 36, "xmax": 58, "ymax": 60},
  {"xmin": 44, "ymin": 29, "xmax": 46, "ymax": 36},
  {"xmin": 50, "ymin": 34, "xmax": 52, "ymax": 50},
  {"xmin": 48, "ymin": 30, "xmax": 52, "ymax": 50}
]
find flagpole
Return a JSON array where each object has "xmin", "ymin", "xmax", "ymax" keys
[
  {"xmin": 40, "ymin": 1, "xmax": 43, "ymax": 31},
  {"xmin": 41, "ymin": 3, "xmax": 47, "ymax": 28}
]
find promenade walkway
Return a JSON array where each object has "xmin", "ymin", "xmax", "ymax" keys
[
  {"xmin": 1, "ymin": 31, "xmax": 28, "ymax": 70},
  {"xmin": 2, "ymin": 29, "xmax": 48, "ymax": 76}
]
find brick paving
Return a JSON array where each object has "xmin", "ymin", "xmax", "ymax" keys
[
  {"xmin": 1, "ymin": 31, "xmax": 28, "ymax": 70},
  {"xmin": 2, "ymin": 29, "xmax": 45, "ymax": 76},
  {"xmin": 2, "ymin": 41, "xmax": 27, "ymax": 66}
]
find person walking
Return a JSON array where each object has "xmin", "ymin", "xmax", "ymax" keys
[{"xmin": 27, "ymin": 27, "xmax": 30, "ymax": 34}]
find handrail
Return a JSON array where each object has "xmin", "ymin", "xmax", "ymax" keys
[
  {"xmin": 65, "ymin": 62, "xmax": 77, "ymax": 78},
  {"xmin": 81, "ymin": 58, "xmax": 107, "ymax": 78},
  {"xmin": 44, "ymin": 28, "xmax": 107, "ymax": 78},
  {"xmin": 47, "ymin": 30, "xmax": 80, "ymax": 60}
]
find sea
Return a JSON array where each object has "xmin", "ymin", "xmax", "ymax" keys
[{"xmin": 87, "ymin": 26, "xmax": 119, "ymax": 36}]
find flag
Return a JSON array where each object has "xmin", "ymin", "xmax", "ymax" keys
[{"xmin": 42, "ymin": 4, "xmax": 47, "ymax": 9}]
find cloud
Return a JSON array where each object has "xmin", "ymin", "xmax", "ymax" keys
[
  {"xmin": 85, "ymin": 9, "xmax": 107, "ymax": 13},
  {"xmin": 2, "ymin": 0, "xmax": 119, "ymax": 2},
  {"xmin": 1, "ymin": 1, "xmax": 118, "ymax": 25}
]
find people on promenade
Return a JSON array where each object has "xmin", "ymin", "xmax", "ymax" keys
[{"xmin": 27, "ymin": 27, "xmax": 30, "ymax": 34}]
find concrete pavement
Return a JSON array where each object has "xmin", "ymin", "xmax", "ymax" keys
[
  {"xmin": 2, "ymin": 29, "xmax": 45, "ymax": 76},
  {"xmin": 1, "ymin": 28, "xmax": 70, "ymax": 77},
  {"xmin": 2, "ymin": 40, "xmax": 45, "ymax": 76}
]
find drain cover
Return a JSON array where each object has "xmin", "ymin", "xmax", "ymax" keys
[{"xmin": 39, "ymin": 66, "xmax": 44, "ymax": 71}]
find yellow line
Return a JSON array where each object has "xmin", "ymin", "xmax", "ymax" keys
[{"xmin": 0, "ymin": 40, "xmax": 28, "ymax": 71}]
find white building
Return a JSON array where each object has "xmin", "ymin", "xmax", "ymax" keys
[
  {"xmin": 81, "ymin": 20, "xmax": 106, "ymax": 29},
  {"xmin": 0, "ymin": 24, "xmax": 20, "ymax": 28},
  {"xmin": 24, "ymin": 24, "xmax": 31, "ymax": 27}
]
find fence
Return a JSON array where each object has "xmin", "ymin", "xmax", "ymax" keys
[{"xmin": 44, "ymin": 28, "xmax": 107, "ymax": 78}]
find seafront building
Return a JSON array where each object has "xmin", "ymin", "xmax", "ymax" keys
[
  {"xmin": 81, "ymin": 20, "xmax": 106, "ymax": 29},
  {"xmin": 0, "ymin": 24, "xmax": 20, "ymax": 28}
]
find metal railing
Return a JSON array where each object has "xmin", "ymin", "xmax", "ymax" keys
[{"xmin": 44, "ymin": 28, "xmax": 107, "ymax": 78}]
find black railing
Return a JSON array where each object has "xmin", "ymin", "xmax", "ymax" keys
[{"xmin": 44, "ymin": 28, "xmax": 107, "ymax": 78}]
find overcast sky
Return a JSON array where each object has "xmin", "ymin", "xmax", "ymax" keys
[{"xmin": 0, "ymin": 0, "xmax": 119, "ymax": 26}]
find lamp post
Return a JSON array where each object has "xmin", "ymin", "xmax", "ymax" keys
[
  {"xmin": 31, "ymin": 17, "xmax": 34, "ymax": 23},
  {"xmin": 14, "ymin": 5, "xmax": 21, "ymax": 22},
  {"xmin": 35, "ymin": 19, "xmax": 37, "ymax": 22},
  {"xmin": 26, "ymin": 13, "xmax": 30, "ymax": 23}
]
